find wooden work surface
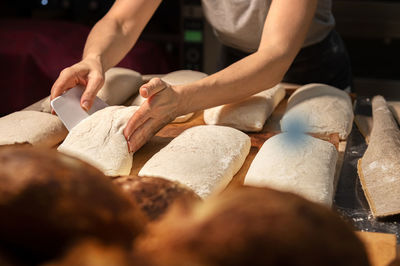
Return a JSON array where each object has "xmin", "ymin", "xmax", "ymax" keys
[{"xmin": 357, "ymin": 231, "xmax": 398, "ymax": 266}]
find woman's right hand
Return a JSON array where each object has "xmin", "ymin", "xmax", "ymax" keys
[{"xmin": 50, "ymin": 56, "xmax": 105, "ymax": 114}]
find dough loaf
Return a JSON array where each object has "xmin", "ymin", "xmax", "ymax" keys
[
  {"xmin": 281, "ymin": 83, "xmax": 354, "ymax": 140},
  {"xmin": 203, "ymin": 84, "xmax": 285, "ymax": 132},
  {"xmin": 388, "ymin": 101, "xmax": 400, "ymax": 125},
  {"xmin": 58, "ymin": 106, "xmax": 139, "ymax": 176},
  {"xmin": 358, "ymin": 96, "xmax": 400, "ymax": 217},
  {"xmin": 161, "ymin": 70, "xmax": 207, "ymax": 86},
  {"xmin": 138, "ymin": 125, "xmax": 251, "ymax": 198},
  {"xmin": 97, "ymin": 67, "xmax": 143, "ymax": 105},
  {"xmin": 244, "ymin": 133, "xmax": 338, "ymax": 206},
  {"xmin": 0, "ymin": 111, "xmax": 67, "ymax": 147}
]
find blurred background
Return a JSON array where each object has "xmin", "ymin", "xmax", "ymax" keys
[{"xmin": 0, "ymin": 0, "xmax": 399, "ymax": 116}]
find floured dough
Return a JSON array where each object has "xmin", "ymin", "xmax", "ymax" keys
[
  {"xmin": 58, "ymin": 106, "xmax": 139, "ymax": 176},
  {"xmin": 203, "ymin": 84, "xmax": 285, "ymax": 132},
  {"xmin": 358, "ymin": 96, "xmax": 400, "ymax": 217},
  {"xmin": 138, "ymin": 125, "xmax": 251, "ymax": 198},
  {"xmin": 0, "ymin": 111, "xmax": 67, "ymax": 147},
  {"xmin": 161, "ymin": 70, "xmax": 207, "ymax": 86},
  {"xmin": 39, "ymin": 96, "xmax": 52, "ymax": 113},
  {"xmin": 281, "ymin": 83, "xmax": 354, "ymax": 140},
  {"xmin": 131, "ymin": 70, "xmax": 207, "ymax": 123},
  {"xmin": 97, "ymin": 67, "xmax": 143, "ymax": 105},
  {"xmin": 244, "ymin": 133, "xmax": 338, "ymax": 206},
  {"xmin": 388, "ymin": 101, "xmax": 400, "ymax": 125}
]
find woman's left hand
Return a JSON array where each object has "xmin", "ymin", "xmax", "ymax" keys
[{"xmin": 123, "ymin": 77, "xmax": 182, "ymax": 153}]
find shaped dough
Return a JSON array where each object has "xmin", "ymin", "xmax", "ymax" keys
[
  {"xmin": 358, "ymin": 96, "xmax": 400, "ymax": 217},
  {"xmin": 281, "ymin": 83, "xmax": 353, "ymax": 140},
  {"xmin": 0, "ymin": 111, "xmax": 67, "ymax": 147},
  {"xmin": 203, "ymin": 84, "xmax": 285, "ymax": 132},
  {"xmin": 388, "ymin": 101, "xmax": 400, "ymax": 125},
  {"xmin": 97, "ymin": 67, "xmax": 143, "ymax": 105},
  {"xmin": 244, "ymin": 133, "xmax": 338, "ymax": 206},
  {"xmin": 138, "ymin": 125, "xmax": 251, "ymax": 198},
  {"xmin": 58, "ymin": 106, "xmax": 139, "ymax": 176},
  {"xmin": 132, "ymin": 70, "xmax": 207, "ymax": 123}
]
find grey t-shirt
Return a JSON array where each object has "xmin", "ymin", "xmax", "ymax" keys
[{"xmin": 202, "ymin": 0, "xmax": 335, "ymax": 53}]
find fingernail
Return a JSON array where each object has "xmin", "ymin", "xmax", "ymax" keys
[
  {"xmin": 142, "ymin": 88, "xmax": 148, "ymax": 97},
  {"xmin": 82, "ymin": 101, "xmax": 89, "ymax": 111}
]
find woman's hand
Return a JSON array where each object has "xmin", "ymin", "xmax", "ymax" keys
[
  {"xmin": 123, "ymin": 77, "xmax": 181, "ymax": 153},
  {"xmin": 50, "ymin": 56, "xmax": 105, "ymax": 113}
]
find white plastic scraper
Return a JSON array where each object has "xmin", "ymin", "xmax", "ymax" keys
[{"xmin": 51, "ymin": 85, "xmax": 108, "ymax": 131}]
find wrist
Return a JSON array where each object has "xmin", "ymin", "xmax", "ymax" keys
[{"xmin": 174, "ymin": 85, "xmax": 191, "ymax": 116}]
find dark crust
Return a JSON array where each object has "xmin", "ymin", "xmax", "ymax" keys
[
  {"xmin": 135, "ymin": 186, "xmax": 371, "ymax": 266},
  {"xmin": 113, "ymin": 175, "xmax": 200, "ymax": 221},
  {"xmin": 0, "ymin": 146, "xmax": 147, "ymax": 264}
]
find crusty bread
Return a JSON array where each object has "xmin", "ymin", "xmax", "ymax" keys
[
  {"xmin": 113, "ymin": 175, "xmax": 201, "ymax": 221},
  {"xmin": 134, "ymin": 186, "xmax": 370, "ymax": 266},
  {"xmin": 0, "ymin": 146, "xmax": 146, "ymax": 264}
]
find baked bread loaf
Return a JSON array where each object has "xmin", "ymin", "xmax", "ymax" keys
[
  {"xmin": 281, "ymin": 83, "xmax": 354, "ymax": 140},
  {"xmin": 0, "ymin": 146, "xmax": 146, "ymax": 264},
  {"xmin": 134, "ymin": 186, "xmax": 370, "ymax": 266},
  {"xmin": 204, "ymin": 84, "xmax": 285, "ymax": 132},
  {"xmin": 244, "ymin": 133, "xmax": 338, "ymax": 206},
  {"xmin": 358, "ymin": 96, "xmax": 400, "ymax": 217},
  {"xmin": 0, "ymin": 110, "xmax": 67, "ymax": 147},
  {"xmin": 58, "ymin": 106, "xmax": 139, "ymax": 176},
  {"xmin": 113, "ymin": 175, "xmax": 201, "ymax": 221},
  {"xmin": 138, "ymin": 125, "xmax": 251, "ymax": 198},
  {"xmin": 43, "ymin": 239, "xmax": 130, "ymax": 266}
]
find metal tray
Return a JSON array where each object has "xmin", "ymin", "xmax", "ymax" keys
[{"xmin": 333, "ymin": 97, "xmax": 400, "ymax": 243}]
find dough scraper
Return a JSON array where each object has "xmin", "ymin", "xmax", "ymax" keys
[{"xmin": 50, "ymin": 85, "xmax": 109, "ymax": 131}]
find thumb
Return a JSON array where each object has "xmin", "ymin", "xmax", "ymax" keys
[
  {"xmin": 80, "ymin": 72, "xmax": 104, "ymax": 111},
  {"xmin": 140, "ymin": 77, "xmax": 168, "ymax": 98}
]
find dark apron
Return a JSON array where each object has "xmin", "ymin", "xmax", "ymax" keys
[{"xmin": 217, "ymin": 30, "xmax": 352, "ymax": 90}]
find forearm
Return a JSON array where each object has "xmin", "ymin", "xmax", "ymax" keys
[
  {"xmin": 177, "ymin": 46, "xmax": 292, "ymax": 115},
  {"xmin": 82, "ymin": 18, "xmax": 133, "ymax": 71},
  {"xmin": 82, "ymin": 0, "xmax": 162, "ymax": 72}
]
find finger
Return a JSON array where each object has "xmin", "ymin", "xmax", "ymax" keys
[
  {"xmin": 50, "ymin": 67, "xmax": 88, "ymax": 114},
  {"xmin": 80, "ymin": 72, "xmax": 104, "ymax": 111},
  {"xmin": 123, "ymin": 103, "xmax": 151, "ymax": 142},
  {"xmin": 127, "ymin": 117, "xmax": 166, "ymax": 153},
  {"xmin": 50, "ymin": 68, "xmax": 80, "ymax": 100},
  {"xmin": 140, "ymin": 77, "xmax": 167, "ymax": 98}
]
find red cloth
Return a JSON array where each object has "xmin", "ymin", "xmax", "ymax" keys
[{"xmin": 0, "ymin": 19, "xmax": 172, "ymax": 115}]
